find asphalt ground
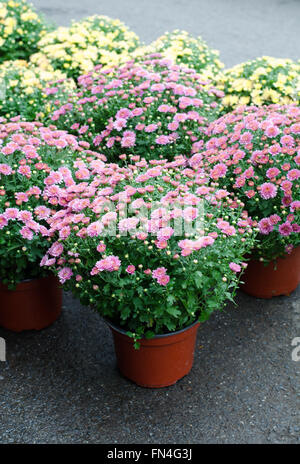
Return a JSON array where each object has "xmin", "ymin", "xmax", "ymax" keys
[
  {"xmin": 0, "ymin": 0, "xmax": 299, "ymax": 445},
  {"xmin": 32, "ymin": 0, "xmax": 300, "ymax": 67},
  {"xmin": 0, "ymin": 287, "xmax": 299, "ymax": 443}
]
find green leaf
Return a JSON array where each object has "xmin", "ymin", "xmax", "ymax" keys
[
  {"xmin": 166, "ymin": 306, "xmax": 181, "ymax": 317},
  {"xmin": 167, "ymin": 294, "xmax": 176, "ymax": 305},
  {"xmin": 193, "ymin": 271, "xmax": 203, "ymax": 289},
  {"xmin": 144, "ymin": 330, "xmax": 155, "ymax": 339}
]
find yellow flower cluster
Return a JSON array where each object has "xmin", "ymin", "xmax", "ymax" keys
[
  {"xmin": 34, "ymin": 15, "xmax": 141, "ymax": 79},
  {"xmin": 143, "ymin": 30, "xmax": 224, "ymax": 82},
  {"xmin": 0, "ymin": 58, "xmax": 74, "ymax": 121},
  {"xmin": 0, "ymin": 0, "xmax": 50, "ymax": 62},
  {"xmin": 218, "ymin": 56, "xmax": 300, "ymax": 111}
]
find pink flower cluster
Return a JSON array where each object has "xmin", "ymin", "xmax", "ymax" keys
[
  {"xmin": 49, "ymin": 55, "xmax": 224, "ymax": 163},
  {"xmin": 178, "ymin": 236, "xmax": 215, "ymax": 256},
  {"xmin": 0, "ymin": 119, "xmax": 105, "ymax": 287},
  {"xmin": 91, "ymin": 256, "xmax": 121, "ymax": 275},
  {"xmin": 189, "ymin": 105, "xmax": 300, "ymax": 251},
  {"xmin": 152, "ymin": 267, "xmax": 170, "ymax": 286},
  {"xmin": 40, "ymin": 154, "xmax": 254, "ymax": 290}
]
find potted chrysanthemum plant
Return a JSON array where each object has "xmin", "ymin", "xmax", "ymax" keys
[
  {"xmin": 0, "ymin": 58, "xmax": 74, "ymax": 122},
  {"xmin": 192, "ymin": 104, "xmax": 300, "ymax": 298},
  {"xmin": 47, "ymin": 54, "xmax": 224, "ymax": 163},
  {"xmin": 32, "ymin": 15, "xmax": 140, "ymax": 80},
  {"xmin": 147, "ymin": 30, "xmax": 224, "ymax": 83},
  {"xmin": 0, "ymin": 0, "xmax": 52, "ymax": 63},
  {"xmin": 217, "ymin": 56, "xmax": 300, "ymax": 112},
  {"xmin": 0, "ymin": 118, "xmax": 102, "ymax": 331},
  {"xmin": 41, "ymin": 156, "xmax": 256, "ymax": 387}
]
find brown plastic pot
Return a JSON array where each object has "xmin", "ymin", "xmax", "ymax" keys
[
  {"xmin": 108, "ymin": 321, "xmax": 200, "ymax": 388},
  {"xmin": 0, "ymin": 274, "xmax": 62, "ymax": 332},
  {"xmin": 241, "ymin": 246, "xmax": 300, "ymax": 299}
]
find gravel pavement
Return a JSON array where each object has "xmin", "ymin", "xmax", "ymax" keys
[{"xmin": 0, "ymin": 0, "xmax": 299, "ymax": 445}]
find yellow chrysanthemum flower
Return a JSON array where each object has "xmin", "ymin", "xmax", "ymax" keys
[
  {"xmin": 217, "ymin": 56, "xmax": 300, "ymax": 112},
  {"xmin": 144, "ymin": 30, "xmax": 224, "ymax": 82},
  {"xmin": 37, "ymin": 15, "xmax": 141, "ymax": 79},
  {"xmin": 0, "ymin": 0, "xmax": 51, "ymax": 63},
  {"xmin": 0, "ymin": 58, "xmax": 74, "ymax": 121}
]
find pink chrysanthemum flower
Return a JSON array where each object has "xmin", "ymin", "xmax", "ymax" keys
[
  {"xmin": 278, "ymin": 222, "xmax": 293, "ymax": 236},
  {"xmin": 287, "ymin": 169, "xmax": 300, "ymax": 181},
  {"xmin": 264, "ymin": 125, "xmax": 280, "ymax": 138},
  {"xmin": 4, "ymin": 208, "xmax": 19, "ymax": 220},
  {"xmin": 0, "ymin": 215, "xmax": 8, "ymax": 229},
  {"xmin": 155, "ymin": 135, "xmax": 170, "ymax": 145},
  {"xmin": 86, "ymin": 221, "xmax": 104, "ymax": 237},
  {"xmin": 239, "ymin": 131, "xmax": 253, "ymax": 145},
  {"xmin": 210, "ymin": 163, "xmax": 227, "ymax": 180},
  {"xmin": 266, "ymin": 167, "xmax": 280, "ymax": 179},
  {"xmin": 152, "ymin": 267, "xmax": 167, "ymax": 279},
  {"xmin": 95, "ymin": 255, "xmax": 121, "ymax": 272},
  {"xmin": 113, "ymin": 118, "xmax": 127, "ymax": 131},
  {"xmin": 269, "ymin": 214, "xmax": 281, "ymax": 225},
  {"xmin": 290, "ymin": 201, "xmax": 300, "ymax": 212},
  {"xmin": 48, "ymin": 242, "xmax": 64, "ymax": 257},
  {"xmin": 116, "ymin": 108, "xmax": 132, "ymax": 119},
  {"xmin": 126, "ymin": 265, "xmax": 136, "ymax": 274},
  {"xmin": 183, "ymin": 207, "xmax": 199, "ymax": 222},
  {"xmin": 34, "ymin": 206, "xmax": 51, "ymax": 220},
  {"xmin": 0, "ymin": 163, "xmax": 12, "ymax": 175},
  {"xmin": 156, "ymin": 227, "xmax": 174, "ymax": 241},
  {"xmin": 58, "ymin": 267, "xmax": 73, "ymax": 284},
  {"xmin": 15, "ymin": 192, "xmax": 29, "ymax": 203},
  {"xmin": 121, "ymin": 131, "xmax": 136, "ymax": 148},
  {"xmin": 258, "ymin": 218, "xmax": 273, "ymax": 235},
  {"xmin": 18, "ymin": 210, "xmax": 33, "ymax": 222},
  {"xmin": 259, "ymin": 182, "xmax": 278, "ymax": 199},
  {"xmin": 20, "ymin": 226, "xmax": 34, "ymax": 240},
  {"xmin": 157, "ymin": 274, "xmax": 170, "ymax": 286},
  {"xmin": 96, "ymin": 242, "xmax": 106, "ymax": 253},
  {"xmin": 118, "ymin": 217, "xmax": 139, "ymax": 233},
  {"xmin": 229, "ymin": 262, "xmax": 241, "ymax": 273},
  {"xmin": 144, "ymin": 124, "xmax": 158, "ymax": 133}
]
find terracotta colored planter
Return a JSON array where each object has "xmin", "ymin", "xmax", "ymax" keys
[
  {"xmin": 108, "ymin": 321, "xmax": 200, "ymax": 388},
  {"xmin": 241, "ymin": 246, "xmax": 300, "ymax": 299},
  {"xmin": 0, "ymin": 275, "xmax": 62, "ymax": 332}
]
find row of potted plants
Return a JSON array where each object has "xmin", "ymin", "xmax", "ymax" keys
[
  {"xmin": 1, "ymin": 2, "xmax": 299, "ymax": 123},
  {"xmin": 41, "ymin": 155, "xmax": 256, "ymax": 386},
  {"xmin": 0, "ymin": 2, "xmax": 299, "ymax": 388},
  {"xmin": 0, "ymin": 116, "xmax": 255, "ymax": 386},
  {"xmin": 47, "ymin": 56, "xmax": 224, "ymax": 158},
  {"xmin": 45, "ymin": 57, "xmax": 300, "ymax": 301},
  {"xmin": 192, "ymin": 104, "xmax": 300, "ymax": 297},
  {"xmin": 0, "ymin": 55, "xmax": 299, "ymax": 387}
]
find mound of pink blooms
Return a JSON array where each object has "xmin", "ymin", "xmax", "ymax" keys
[
  {"xmin": 41, "ymin": 155, "xmax": 256, "ymax": 337},
  {"xmin": 189, "ymin": 104, "xmax": 300, "ymax": 262},
  {"xmin": 0, "ymin": 116, "xmax": 104, "ymax": 287},
  {"xmin": 48, "ymin": 54, "xmax": 224, "ymax": 163}
]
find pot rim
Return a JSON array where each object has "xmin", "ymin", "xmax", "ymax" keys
[
  {"xmin": 245, "ymin": 244, "xmax": 300, "ymax": 263},
  {"xmin": 0, "ymin": 273, "xmax": 55, "ymax": 285},
  {"xmin": 0, "ymin": 272, "xmax": 57, "ymax": 287},
  {"xmin": 104, "ymin": 318, "xmax": 200, "ymax": 339}
]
